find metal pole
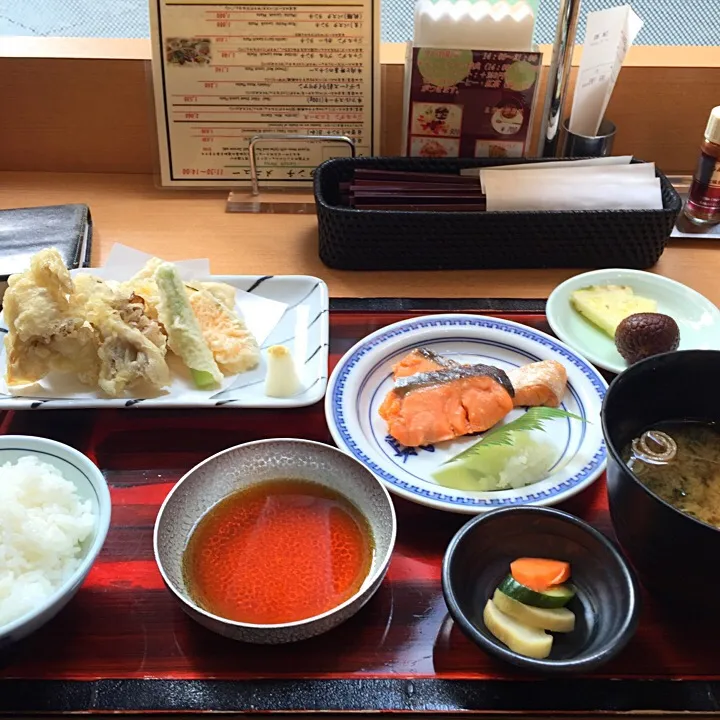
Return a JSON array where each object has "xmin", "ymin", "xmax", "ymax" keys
[
  {"xmin": 248, "ymin": 133, "xmax": 355, "ymax": 196},
  {"xmin": 537, "ymin": 0, "xmax": 582, "ymax": 157}
]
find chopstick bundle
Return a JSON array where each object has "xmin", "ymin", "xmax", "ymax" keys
[
  {"xmin": 342, "ymin": 169, "xmax": 485, "ymax": 211},
  {"xmin": 354, "ymin": 169, "xmax": 478, "ymax": 184}
]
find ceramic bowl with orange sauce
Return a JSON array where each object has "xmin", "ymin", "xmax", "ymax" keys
[{"xmin": 154, "ymin": 439, "xmax": 396, "ymax": 644}]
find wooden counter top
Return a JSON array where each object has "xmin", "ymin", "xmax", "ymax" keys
[{"xmin": 2, "ymin": 171, "xmax": 718, "ymax": 302}]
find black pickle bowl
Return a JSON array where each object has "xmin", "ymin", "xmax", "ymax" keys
[
  {"xmin": 602, "ymin": 349, "xmax": 720, "ymax": 614},
  {"xmin": 441, "ymin": 506, "xmax": 639, "ymax": 675}
]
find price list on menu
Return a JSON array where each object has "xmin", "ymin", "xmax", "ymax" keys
[{"xmin": 149, "ymin": 0, "xmax": 379, "ymax": 187}]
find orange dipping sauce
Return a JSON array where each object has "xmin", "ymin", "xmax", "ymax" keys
[{"xmin": 183, "ymin": 479, "xmax": 374, "ymax": 624}]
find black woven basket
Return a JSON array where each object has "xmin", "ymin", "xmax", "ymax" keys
[{"xmin": 314, "ymin": 157, "xmax": 682, "ymax": 271}]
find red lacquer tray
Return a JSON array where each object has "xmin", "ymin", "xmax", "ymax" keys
[{"xmin": 1, "ymin": 300, "xmax": 718, "ymax": 715}]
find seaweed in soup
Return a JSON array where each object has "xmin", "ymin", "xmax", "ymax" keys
[{"xmin": 622, "ymin": 421, "xmax": 720, "ymax": 529}]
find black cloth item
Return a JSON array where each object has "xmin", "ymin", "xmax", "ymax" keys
[{"xmin": 0, "ymin": 203, "xmax": 92, "ymax": 283}]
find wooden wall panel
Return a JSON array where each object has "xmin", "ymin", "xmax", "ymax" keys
[
  {"xmin": 1, "ymin": 43, "xmax": 719, "ymax": 175},
  {"xmin": 0, "ymin": 58, "xmax": 155, "ymax": 175}
]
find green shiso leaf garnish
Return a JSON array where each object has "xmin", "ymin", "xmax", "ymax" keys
[{"xmin": 441, "ymin": 407, "xmax": 587, "ymax": 465}]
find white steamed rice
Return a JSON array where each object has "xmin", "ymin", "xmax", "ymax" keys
[{"xmin": 0, "ymin": 455, "xmax": 96, "ymax": 628}]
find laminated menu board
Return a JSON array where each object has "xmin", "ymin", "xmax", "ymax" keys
[
  {"xmin": 149, "ymin": 0, "xmax": 380, "ymax": 187},
  {"xmin": 403, "ymin": 47, "xmax": 542, "ymax": 159}
]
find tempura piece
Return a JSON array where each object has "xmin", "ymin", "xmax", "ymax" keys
[
  {"xmin": 265, "ymin": 345, "xmax": 301, "ymax": 398},
  {"xmin": 3, "ymin": 249, "xmax": 99, "ymax": 387},
  {"xmin": 94, "ymin": 311, "xmax": 170, "ymax": 398},
  {"xmin": 74, "ymin": 274, "xmax": 170, "ymax": 397},
  {"xmin": 123, "ymin": 261, "xmax": 237, "ymax": 323},
  {"xmin": 121, "ymin": 257, "xmax": 163, "ymax": 320},
  {"xmin": 196, "ymin": 281, "xmax": 236, "ymax": 310},
  {"xmin": 188, "ymin": 286, "xmax": 260, "ymax": 374},
  {"xmin": 155, "ymin": 263, "xmax": 223, "ymax": 388}
]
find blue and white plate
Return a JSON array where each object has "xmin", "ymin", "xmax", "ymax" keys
[{"xmin": 325, "ymin": 314, "xmax": 608, "ymax": 514}]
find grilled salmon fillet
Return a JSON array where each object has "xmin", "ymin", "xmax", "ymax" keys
[
  {"xmin": 379, "ymin": 362, "xmax": 514, "ymax": 448},
  {"xmin": 508, "ymin": 360, "xmax": 568, "ymax": 408},
  {"xmin": 392, "ymin": 347, "xmax": 457, "ymax": 379}
]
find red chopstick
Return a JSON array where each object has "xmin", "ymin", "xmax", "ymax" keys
[{"xmin": 353, "ymin": 169, "xmax": 478, "ymax": 185}]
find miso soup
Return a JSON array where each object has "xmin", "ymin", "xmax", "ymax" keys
[{"xmin": 622, "ymin": 421, "xmax": 720, "ymax": 529}]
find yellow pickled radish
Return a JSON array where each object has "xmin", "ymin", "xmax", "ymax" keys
[
  {"xmin": 492, "ymin": 589, "xmax": 575, "ymax": 633},
  {"xmin": 483, "ymin": 599, "xmax": 553, "ymax": 659}
]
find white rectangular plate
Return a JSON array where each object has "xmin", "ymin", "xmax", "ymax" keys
[{"xmin": 0, "ymin": 275, "xmax": 329, "ymax": 409}]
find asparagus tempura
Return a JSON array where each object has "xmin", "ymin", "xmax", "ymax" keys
[{"xmin": 155, "ymin": 263, "xmax": 223, "ymax": 388}]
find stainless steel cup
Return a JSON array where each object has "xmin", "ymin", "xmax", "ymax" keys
[{"xmin": 560, "ymin": 118, "xmax": 617, "ymax": 157}]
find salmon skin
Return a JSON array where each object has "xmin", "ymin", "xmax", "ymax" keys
[
  {"xmin": 379, "ymin": 357, "xmax": 515, "ymax": 448},
  {"xmin": 394, "ymin": 363, "xmax": 514, "ymax": 398},
  {"xmin": 392, "ymin": 347, "xmax": 458, "ymax": 379},
  {"xmin": 508, "ymin": 360, "xmax": 568, "ymax": 408},
  {"xmin": 406, "ymin": 347, "xmax": 456, "ymax": 366}
]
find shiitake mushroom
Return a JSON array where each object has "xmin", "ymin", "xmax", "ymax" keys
[{"xmin": 615, "ymin": 313, "xmax": 680, "ymax": 364}]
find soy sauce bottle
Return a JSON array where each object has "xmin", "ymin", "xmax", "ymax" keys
[{"xmin": 684, "ymin": 106, "xmax": 720, "ymax": 227}]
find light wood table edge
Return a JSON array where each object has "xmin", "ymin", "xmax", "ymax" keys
[{"xmin": 1, "ymin": 170, "xmax": 718, "ymax": 306}]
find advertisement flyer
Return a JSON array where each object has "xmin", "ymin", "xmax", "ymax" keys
[{"xmin": 405, "ymin": 47, "xmax": 542, "ymax": 159}]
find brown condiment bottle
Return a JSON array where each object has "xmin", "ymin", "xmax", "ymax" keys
[{"xmin": 684, "ymin": 106, "xmax": 720, "ymax": 226}]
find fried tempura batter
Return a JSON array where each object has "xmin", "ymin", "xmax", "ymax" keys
[
  {"xmin": 121, "ymin": 257, "xmax": 163, "ymax": 320},
  {"xmin": 4, "ymin": 249, "xmax": 99, "ymax": 386},
  {"xmin": 188, "ymin": 287, "xmax": 260, "ymax": 374},
  {"xmin": 4, "ymin": 251, "xmax": 258, "ymax": 397},
  {"xmin": 197, "ymin": 281, "xmax": 236, "ymax": 310},
  {"xmin": 125, "ymin": 258, "xmax": 239, "ymax": 322},
  {"xmin": 74, "ymin": 274, "xmax": 170, "ymax": 397}
]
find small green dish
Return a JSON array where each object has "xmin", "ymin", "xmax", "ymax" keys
[{"xmin": 546, "ymin": 269, "xmax": 720, "ymax": 374}]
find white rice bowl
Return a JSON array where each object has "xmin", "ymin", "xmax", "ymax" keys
[
  {"xmin": 0, "ymin": 434, "xmax": 112, "ymax": 651},
  {"xmin": 0, "ymin": 456, "xmax": 96, "ymax": 627}
]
